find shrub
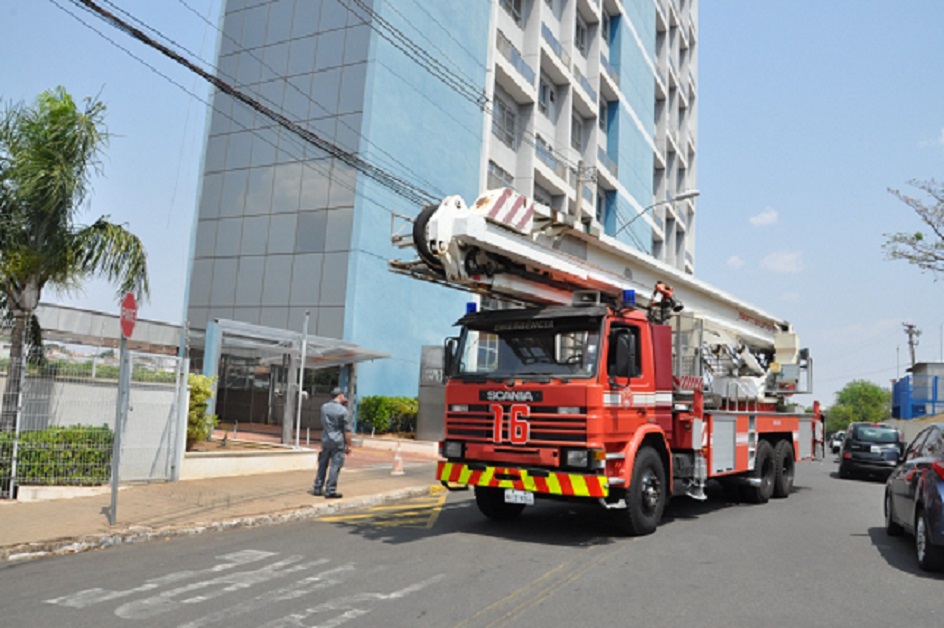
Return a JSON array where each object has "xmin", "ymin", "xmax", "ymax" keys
[
  {"xmin": 357, "ymin": 396, "xmax": 418, "ymax": 435},
  {"xmin": 0, "ymin": 425, "xmax": 113, "ymax": 488},
  {"xmin": 187, "ymin": 373, "xmax": 219, "ymax": 451}
]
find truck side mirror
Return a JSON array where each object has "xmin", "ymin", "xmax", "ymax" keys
[{"xmin": 443, "ymin": 337, "xmax": 459, "ymax": 381}]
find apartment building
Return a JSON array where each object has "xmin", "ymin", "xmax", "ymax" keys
[
  {"xmin": 188, "ymin": 0, "xmax": 698, "ymax": 399},
  {"xmin": 488, "ymin": 0, "xmax": 697, "ymax": 269}
]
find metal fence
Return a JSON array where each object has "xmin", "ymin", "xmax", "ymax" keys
[{"xmin": 0, "ymin": 352, "xmax": 186, "ymax": 498}]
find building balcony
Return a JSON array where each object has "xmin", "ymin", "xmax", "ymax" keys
[
  {"xmin": 572, "ymin": 66, "xmax": 597, "ymax": 117},
  {"xmin": 541, "ymin": 22, "xmax": 571, "ymax": 80},
  {"xmin": 655, "ymin": 66, "xmax": 667, "ymax": 101},
  {"xmin": 598, "ymin": 54, "xmax": 620, "ymax": 102},
  {"xmin": 655, "ymin": 1, "xmax": 668, "ymax": 32},
  {"xmin": 653, "ymin": 144, "xmax": 666, "ymax": 171},
  {"xmin": 535, "ymin": 142, "xmax": 572, "ymax": 188},
  {"xmin": 596, "ymin": 146, "xmax": 618, "ymax": 190},
  {"xmin": 495, "ymin": 30, "xmax": 537, "ymax": 104}
]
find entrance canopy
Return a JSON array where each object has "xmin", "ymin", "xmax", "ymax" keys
[{"xmin": 199, "ymin": 318, "xmax": 389, "ymax": 370}]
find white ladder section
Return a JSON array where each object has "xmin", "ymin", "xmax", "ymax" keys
[{"xmin": 390, "ymin": 188, "xmax": 795, "ymax": 352}]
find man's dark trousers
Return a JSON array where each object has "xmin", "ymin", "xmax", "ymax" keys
[{"xmin": 314, "ymin": 445, "xmax": 345, "ymax": 495}]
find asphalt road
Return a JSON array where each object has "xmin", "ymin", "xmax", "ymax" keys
[{"xmin": 1, "ymin": 456, "xmax": 941, "ymax": 627}]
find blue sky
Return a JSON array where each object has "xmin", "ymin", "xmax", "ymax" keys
[{"xmin": 1, "ymin": 1, "xmax": 942, "ymax": 408}]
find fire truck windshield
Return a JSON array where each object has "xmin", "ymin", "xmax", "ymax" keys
[{"xmin": 455, "ymin": 321, "xmax": 601, "ymax": 380}]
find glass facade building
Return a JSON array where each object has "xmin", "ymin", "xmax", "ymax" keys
[{"xmin": 188, "ymin": 0, "xmax": 697, "ymax": 398}]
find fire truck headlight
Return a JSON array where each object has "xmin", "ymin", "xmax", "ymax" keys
[
  {"xmin": 564, "ymin": 448, "xmax": 606, "ymax": 470},
  {"xmin": 564, "ymin": 449, "xmax": 590, "ymax": 468},
  {"xmin": 442, "ymin": 440, "xmax": 464, "ymax": 459}
]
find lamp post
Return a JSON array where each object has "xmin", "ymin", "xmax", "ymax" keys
[{"xmin": 614, "ymin": 189, "xmax": 700, "ymax": 238}]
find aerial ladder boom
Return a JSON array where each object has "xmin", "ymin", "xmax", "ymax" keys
[{"xmin": 390, "ymin": 188, "xmax": 812, "ymax": 399}]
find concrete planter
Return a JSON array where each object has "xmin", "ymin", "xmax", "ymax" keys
[
  {"xmin": 16, "ymin": 485, "xmax": 113, "ymax": 502},
  {"xmin": 181, "ymin": 448, "xmax": 318, "ymax": 480}
]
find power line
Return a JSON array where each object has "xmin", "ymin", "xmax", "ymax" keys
[
  {"xmin": 338, "ymin": 0, "xmax": 487, "ymax": 110},
  {"xmin": 70, "ymin": 0, "xmax": 438, "ymax": 207},
  {"xmin": 50, "ymin": 0, "xmax": 421, "ymax": 224},
  {"xmin": 174, "ymin": 0, "xmax": 448, "ymax": 201}
]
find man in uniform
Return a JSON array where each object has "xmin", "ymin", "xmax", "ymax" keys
[{"xmin": 313, "ymin": 387, "xmax": 352, "ymax": 498}]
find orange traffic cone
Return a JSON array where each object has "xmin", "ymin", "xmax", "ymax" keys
[{"xmin": 391, "ymin": 441, "xmax": 405, "ymax": 476}]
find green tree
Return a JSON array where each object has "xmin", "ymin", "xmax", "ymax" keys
[
  {"xmin": 0, "ymin": 87, "xmax": 149, "ymax": 431},
  {"xmin": 825, "ymin": 380, "xmax": 892, "ymax": 434},
  {"xmin": 884, "ymin": 179, "xmax": 944, "ymax": 276}
]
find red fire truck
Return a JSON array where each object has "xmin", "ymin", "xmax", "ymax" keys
[{"xmin": 392, "ymin": 188, "xmax": 821, "ymax": 535}]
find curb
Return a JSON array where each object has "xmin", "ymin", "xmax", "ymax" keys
[{"xmin": 1, "ymin": 484, "xmax": 438, "ymax": 563}]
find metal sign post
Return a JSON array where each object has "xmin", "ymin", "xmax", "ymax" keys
[
  {"xmin": 294, "ymin": 309, "xmax": 310, "ymax": 449},
  {"xmin": 109, "ymin": 293, "xmax": 136, "ymax": 526}
]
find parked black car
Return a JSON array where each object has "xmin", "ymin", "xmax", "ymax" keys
[
  {"xmin": 839, "ymin": 422, "xmax": 903, "ymax": 480},
  {"xmin": 885, "ymin": 423, "xmax": 944, "ymax": 571}
]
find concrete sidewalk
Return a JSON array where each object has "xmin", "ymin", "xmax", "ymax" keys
[{"xmin": 0, "ymin": 442, "xmax": 441, "ymax": 563}]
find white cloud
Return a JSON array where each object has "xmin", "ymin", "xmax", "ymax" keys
[
  {"xmin": 919, "ymin": 128, "xmax": 944, "ymax": 148},
  {"xmin": 781, "ymin": 291, "xmax": 800, "ymax": 303},
  {"xmin": 726, "ymin": 255, "xmax": 745, "ymax": 270},
  {"xmin": 761, "ymin": 250, "xmax": 804, "ymax": 273},
  {"xmin": 749, "ymin": 207, "xmax": 778, "ymax": 226}
]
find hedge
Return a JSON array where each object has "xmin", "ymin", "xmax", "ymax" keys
[
  {"xmin": 0, "ymin": 425, "xmax": 113, "ymax": 488},
  {"xmin": 357, "ymin": 396, "xmax": 418, "ymax": 435}
]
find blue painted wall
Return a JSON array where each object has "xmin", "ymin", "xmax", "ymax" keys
[
  {"xmin": 608, "ymin": 5, "xmax": 655, "ymax": 253},
  {"xmin": 346, "ymin": 0, "xmax": 489, "ymax": 398}
]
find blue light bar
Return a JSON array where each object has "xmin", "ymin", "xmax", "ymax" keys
[
  {"xmin": 622, "ymin": 289, "xmax": 636, "ymax": 307},
  {"xmin": 466, "ymin": 302, "xmax": 478, "ymax": 314}
]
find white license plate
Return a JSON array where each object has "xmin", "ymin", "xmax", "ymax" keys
[
  {"xmin": 870, "ymin": 445, "xmax": 883, "ymax": 453},
  {"xmin": 504, "ymin": 489, "xmax": 534, "ymax": 505}
]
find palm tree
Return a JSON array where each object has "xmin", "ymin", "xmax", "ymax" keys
[{"xmin": 0, "ymin": 87, "xmax": 149, "ymax": 431}]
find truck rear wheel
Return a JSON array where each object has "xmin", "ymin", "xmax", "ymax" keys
[
  {"xmin": 741, "ymin": 440, "xmax": 775, "ymax": 504},
  {"xmin": 474, "ymin": 486, "xmax": 525, "ymax": 521},
  {"xmin": 773, "ymin": 439, "xmax": 795, "ymax": 498},
  {"xmin": 614, "ymin": 446, "xmax": 666, "ymax": 536}
]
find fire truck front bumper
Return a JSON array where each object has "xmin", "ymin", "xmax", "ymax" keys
[{"xmin": 437, "ymin": 461, "xmax": 609, "ymax": 498}]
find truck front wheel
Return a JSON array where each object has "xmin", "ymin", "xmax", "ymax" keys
[
  {"xmin": 615, "ymin": 446, "xmax": 666, "ymax": 536},
  {"xmin": 474, "ymin": 486, "xmax": 526, "ymax": 521}
]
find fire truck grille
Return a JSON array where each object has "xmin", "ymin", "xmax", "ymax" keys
[{"xmin": 445, "ymin": 405, "xmax": 588, "ymax": 445}]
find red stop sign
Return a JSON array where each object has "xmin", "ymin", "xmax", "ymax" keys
[{"xmin": 120, "ymin": 292, "xmax": 137, "ymax": 338}]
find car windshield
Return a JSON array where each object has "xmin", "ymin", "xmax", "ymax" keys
[
  {"xmin": 456, "ymin": 318, "xmax": 601, "ymax": 380},
  {"xmin": 851, "ymin": 425, "xmax": 899, "ymax": 444}
]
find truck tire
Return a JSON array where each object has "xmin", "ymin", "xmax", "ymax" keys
[
  {"xmin": 772, "ymin": 439, "xmax": 795, "ymax": 498},
  {"xmin": 741, "ymin": 440, "xmax": 775, "ymax": 504},
  {"xmin": 614, "ymin": 446, "xmax": 666, "ymax": 536},
  {"xmin": 916, "ymin": 507, "xmax": 944, "ymax": 572},
  {"xmin": 474, "ymin": 486, "xmax": 525, "ymax": 521}
]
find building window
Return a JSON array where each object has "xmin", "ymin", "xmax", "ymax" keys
[
  {"xmin": 492, "ymin": 97, "xmax": 517, "ymax": 148},
  {"xmin": 575, "ymin": 14, "xmax": 588, "ymax": 56},
  {"xmin": 538, "ymin": 74, "xmax": 554, "ymax": 116},
  {"xmin": 601, "ymin": 12, "xmax": 611, "ymax": 45},
  {"xmin": 500, "ymin": 0, "xmax": 523, "ymax": 26},
  {"xmin": 598, "ymin": 100, "xmax": 608, "ymax": 132},
  {"xmin": 488, "ymin": 160, "xmax": 515, "ymax": 190},
  {"xmin": 533, "ymin": 184, "xmax": 553, "ymax": 207},
  {"xmin": 571, "ymin": 114, "xmax": 584, "ymax": 151}
]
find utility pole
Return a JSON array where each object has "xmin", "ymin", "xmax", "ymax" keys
[{"xmin": 903, "ymin": 322, "xmax": 921, "ymax": 368}]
